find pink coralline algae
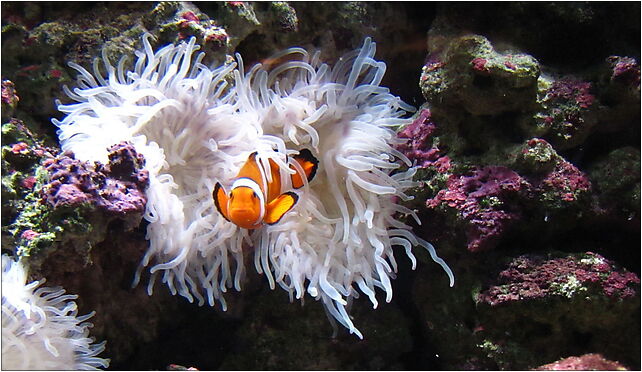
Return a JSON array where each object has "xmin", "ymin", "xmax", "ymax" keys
[
  {"xmin": 471, "ymin": 57, "xmax": 489, "ymax": 72},
  {"xmin": 42, "ymin": 142, "xmax": 148, "ymax": 216},
  {"xmin": 515, "ymin": 137, "xmax": 591, "ymax": 208},
  {"xmin": 1, "ymin": 80, "xmax": 19, "ymax": 106},
  {"xmin": 547, "ymin": 79, "xmax": 595, "ymax": 109},
  {"xmin": 397, "ymin": 109, "xmax": 451, "ymax": 172},
  {"xmin": 206, "ymin": 31, "xmax": 227, "ymax": 43},
  {"xmin": 477, "ymin": 252, "xmax": 640, "ymax": 306},
  {"xmin": 181, "ymin": 11, "xmax": 199, "ymax": 23},
  {"xmin": 535, "ymin": 353, "xmax": 628, "ymax": 370},
  {"xmin": 48, "ymin": 69, "xmax": 63, "ymax": 79},
  {"xmin": 536, "ymin": 78, "xmax": 599, "ymax": 150},
  {"xmin": 427, "ymin": 166, "xmax": 527, "ymax": 252},
  {"xmin": 504, "ymin": 60, "xmax": 517, "ymax": 70},
  {"xmin": 421, "ymin": 137, "xmax": 591, "ymax": 252},
  {"xmin": 397, "ymin": 109, "xmax": 437, "ymax": 164},
  {"xmin": 422, "ymin": 59, "xmax": 445, "ymax": 73},
  {"xmin": 177, "ymin": 11, "xmax": 200, "ymax": 30},
  {"xmin": 172, "ymin": 8, "xmax": 229, "ymax": 49},
  {"xmin": 20, "ymin": 229, "xmax": 40, "ymax": 240},
  {"xmin": 608, "ymin": 56, "xmax": 640, "ymax": 87},
  {"xmin": 21, "ymin": 176, "xmax": 37, "ymax": 189},
  {"xmin": 537, "ymin": 158, "xmax": 591, "ymax": 204},
  {"xmin": 11, "ymin": 142, "xmax": 29, "ymax": 154}
]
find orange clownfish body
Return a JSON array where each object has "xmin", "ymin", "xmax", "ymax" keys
[{"xmin": 213, "ymin": 149, "xmax": 318, "ymax": 229}]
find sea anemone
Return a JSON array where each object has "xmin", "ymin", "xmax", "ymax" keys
[
  {"xmin": 53, "ymin": 34, "xmax": 454, "ymax": 338},
  {"xmin": 1, "ymin": 255, "xmax": 109, "ymax": 370}
]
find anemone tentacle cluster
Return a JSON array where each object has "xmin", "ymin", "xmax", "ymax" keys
[
  {"xmin": 1, "ymin": 255, "xmax": 109, "ymax": 370},
  {"xmin": 53, "ymin": 34, "xmax": 454, "ymax": 338}
]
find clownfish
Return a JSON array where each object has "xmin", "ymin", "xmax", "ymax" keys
[{"xmin": 213, "ymin": 149, "xmax": 318, "ymax": 229}]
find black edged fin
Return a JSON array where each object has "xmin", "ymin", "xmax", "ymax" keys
[
  {"xmin": 294, "ymin": 149, "xmax": 319, "ymax": 180},
  {"xmin": 291, "ymin": 148, "xmax": 319, "ymax": 188},
  {"xmin": 264, "ymin": 191, "xmax": 299, "ymax": 225},
  {"xmin": 213, "ymin": 182, "xmax": 230, "ymax": 221}
]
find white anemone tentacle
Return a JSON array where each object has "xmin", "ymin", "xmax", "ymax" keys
[{"xmin": 54, "ymin": 34, "xmax": 454, "ymax": 339}]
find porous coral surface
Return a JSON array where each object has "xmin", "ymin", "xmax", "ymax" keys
[
  {"xmin": 1, "ymin": 2, "xmax": 639, "ymax": 370},
  {"xmin": 42, "ymin": 142, "xmax": 148, "ymax": 216}
]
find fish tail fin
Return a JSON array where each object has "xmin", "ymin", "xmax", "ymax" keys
[{"xmin": 291, "ymin": 148, "xmax": 319, "ymax": 189}]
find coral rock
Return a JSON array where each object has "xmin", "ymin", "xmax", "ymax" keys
[
  {"xmin": 477, "ymin": 252, "xmax": 640, "ymax": 305},
  {"xmin": 514, "ymin": 137, "xmax": 591, "ymax": 212},
  {"xmin": 536, "ymin": 157, "xmax": 591, "ymax": 206},
  {"xmin": 1, "ymin": 80, "xmax": 20, "ymax": 120},
  {"xmin": 515, "ymin": 138, "xmax": 559, "ymax": 175},
  {"xmin": 530, "ymin": 77, "xmax": 599, "ymax": 150},
  {"xmin": 42, "ymin": 142, "xmax": 148, "ymax": 216},
  {"xmin": 427, "ymin": 166, "xmax": 527, "ymax": 252},
  {"xmin": 608, "ymin": 56, "xmax": 641, "ymax": 88},
  {"xmin": 535, "ymin": 353, "xmax": 628, "ymax": 370},
  {"xmin": 474, "ymin": 252, "xmax": 640, "ymax": 369},
  {"xmin": 597, "ymin": 56, "xmax": 641, "ymax": 135},
  {"xmin": 420, "ymin": 34, "xmax": 540, "ymax": 115},
  {"xmin": 397, "ymin": 109, "xmax": 440, "ymax": 168},
  {"xmin": 589, "ymin": 147, "xmax": 640, "ymax": 218}
]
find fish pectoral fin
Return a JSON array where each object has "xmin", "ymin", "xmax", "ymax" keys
[
  {"xmin": 264, "ymin": 192, "xmax": 299, "ymax": 225},
  {"xmin": 213, "ymin": 182, "xmax": 230, "ymax": 221},
  {"xmin": 291, "ymin": 148, "xmax": 319, "ymax": 189}
]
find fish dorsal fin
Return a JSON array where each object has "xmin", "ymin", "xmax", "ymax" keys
[
  {"xmin": 264, "ymin": 192, "xmax": 299, "ymax": 225},
  {"xmin": 266, "ymin": 158, "xmax": 282, "ymax": 203},
  {"xmin": 237, "ymin": 152, "xmax": 267, "ymax": 195},
  {"xmin": 291, "ymin": 149, "xmax": 319, "ymax": 189},
  {"xmin": 213, "ymin": 182, "xmax": 230, "ymax": 221}
]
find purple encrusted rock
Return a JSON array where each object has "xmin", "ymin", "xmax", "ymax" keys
[
  {"xmin": 98, "ymin": 177, "xmax": 147, "ymax": 215},
  {"xmin": 474, "ymin": 252, "xmax": 640, "ymax": 370},
  {"xmin": 396, "ymin": 108, "xmax": 452, "ymax": 172},
  {"xmin": 463, "ymin": 166, "xmax": 524, "ymax": 198},
  {"xmin": 534, "ymin": 78, "xmax": 599, "ymax": 150},
  {"xmin": 608, "ymin": 56, "xmax": 640, "ymax": 87},
  {"xmin": 426, "ymin": 166, "xmax": 528, "ymax": 252},
  {"xmin": 106, "ymin": 141, "xmax": 147, "ymax": 182},
  {"xmin": 535, "ymin": 157, "xmax": 591, "ymax": 207},
  {"xmin": 42, "ymin": 141, "xmax": 149, "ymax": 216},
  {"xmin": 397, "ymin": 109, "xmax": 438, "ymax": 166},
  {"xmin": 535, "ymin": 353, "xmax": 629, "ymax": 371},
  {"xmin": 515, "ymin": 137, "xmax": 591, "ymax": 210},
  {"xmin": 49, "ymin": 182, "xmax": 92, "ymax": 206},
  {"xmin": 477, "ymin": 252, "xmax": 640, "ymax": 306},
  {"xmin": 546, "ymin": 79, "xmax": 596, "ymax": 109},
  {"xmin": 1, "ymin": 80, "xmax": 19, "ymax": 107}
]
